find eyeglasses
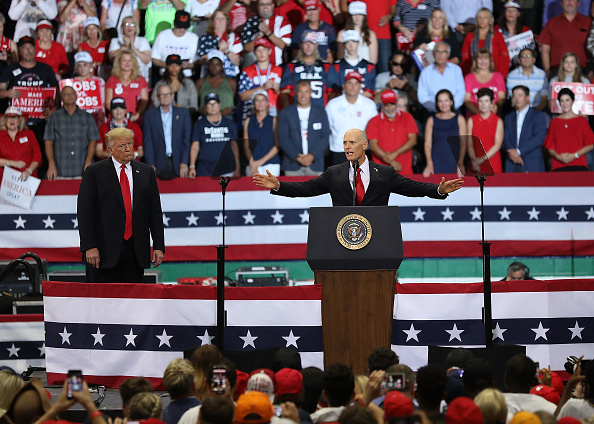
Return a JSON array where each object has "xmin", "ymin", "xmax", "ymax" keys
[
  {"xmin": 124, "ymin": 22, "xmax": 137, "ymax": 27},
  {"xmin": 520, "ymin": 54, "xmax": 533, "ymax": 58},
  {"xmin": 158, "ymin": 92, "xmax": 173, "ymax": 97},
  {"xmin": 434, "ymin": 50, "xmax": 449, "ymax": 54},
  {"xmin": 391, "ymin": 62, "xmax": 404, "ymax": 66}
]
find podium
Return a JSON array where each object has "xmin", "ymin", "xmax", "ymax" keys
[{"xmin": 307, "ymin": 206, "xmax": 403, "ymax": 374}]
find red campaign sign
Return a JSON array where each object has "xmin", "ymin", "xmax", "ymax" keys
[
  {"xmin": 11, "ymin": 87, "xmax": 56, "ymax": 118},
  {"xmin": 59, "ymin": 78, "xmax": 105, "ymax": 112},
  {"xmin": 550, "ymin": 81, "xmax": 594, "ymax": 115}
]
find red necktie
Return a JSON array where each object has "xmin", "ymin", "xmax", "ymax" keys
[
  {"xmin": 120, "ymin": 164, "xmax": 133, "ymax": 240},
  {"xmin": 356, "ymin": 167, "xmax": 365, "ymax": 205}
]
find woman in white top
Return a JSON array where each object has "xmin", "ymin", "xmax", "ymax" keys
[
  {"xmin": 100, "ymin": 0, "xmax": 140, "ymax": 36},
  {"xmin": 8, "ymin": 0, "xmax": 57, "ymax": 40},
  {"xmin": 108, "ymin": 16, "xmax": 152, "ymax": 85},
  {"xmin": 336, "ymin": 1, "xmax": 377, "ymax": 64}
]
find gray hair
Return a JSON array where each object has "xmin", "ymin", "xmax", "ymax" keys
[{"xmin": 435, "ymin": 41, "xmax": 451, "ymax": 55}]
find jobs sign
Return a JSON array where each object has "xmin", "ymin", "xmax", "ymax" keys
[{"xmin": 59, "ymin": 78, "xmax": 105, "ymax": 112}]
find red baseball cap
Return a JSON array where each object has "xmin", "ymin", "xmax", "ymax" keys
[
  {"xmin": 304, "ymin": 0, "xmax": 320, "ymax": 10},
  {"xmin": 530, "ymin": 384, "xmax": 561, "ymax": 405},
  {"xmin": 384, "ymin": 390, "xmax": 414, "ymax": 420},
  {"xmin": 445, "ymin": 397, "xmax": 485, "ymax": 424},
  {"xmin": 275, "ymin": 368, "xmax": 303, "ymax": 402},
  {"xmin": 381, "ymin": 90, "xmax": 397, "ymax": 104},
  {"xmin": 254, "ymin": 38, "xmax": 272, "ymax": 49},
  {"xmin": 345, "ymin": 71, "xmax": 363, "ymax": 83}
]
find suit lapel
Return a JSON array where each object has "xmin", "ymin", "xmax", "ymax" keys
[
  {"xmin": 519, "ymin": 108, "xmax": 532, "ymax": 144},
  {"xmin": 106, "ymin": 159, "xmax": 125, "ymax": 210},
  {"xmin": 156, "ymin": 109, "xmax": 165, "ymax": 141}
]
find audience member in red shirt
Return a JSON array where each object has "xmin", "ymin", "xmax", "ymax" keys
[
  {"xmin": 34, "ymin": 19, "xmax": 69, "ymax": 79},
  {"xmin": 0, "ymin": 106, "xmax": 42, "ymax": 180}
]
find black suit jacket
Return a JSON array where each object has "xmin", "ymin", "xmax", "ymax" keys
[
  {"xmin": 274, "ymin": 161, "xmax": 446, "ymax": 206},
  {"xmin": 77, "ymin": 159, "xmax": 165, "ymax": 269}
]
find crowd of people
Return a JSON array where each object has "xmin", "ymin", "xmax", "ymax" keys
[
  {"xmin": 0, "ymin": 0, "xmax": 594, "ymax": 182},
  {"xmin": 1, "ymin": 346, "xmax": 593, "ymax": 424}
]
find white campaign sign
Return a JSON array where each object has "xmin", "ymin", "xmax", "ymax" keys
[{"xmin": 0, "ymin": 167, "xmax": 41, "ymax": 210}]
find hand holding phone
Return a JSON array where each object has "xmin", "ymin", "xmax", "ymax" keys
[{"xmin": 67, "ymin": 370, "xmax": 83, "ymax": 399}]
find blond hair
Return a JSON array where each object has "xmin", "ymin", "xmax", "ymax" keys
[
  {"xmin": 120, "ymin": 16, "xmax": 140, "ymax": 37},
  {"xmin": 163, "ymin": 358, "xmax": 196, "ymax": 400},
  {"xmin": 471, "ymin": 47, "xmax": 496, "ymax": 73},
  {"xmin": 0, "ymin": 115, "xmax": 26, "ymax": 131},
  {"xmin": 112, "ymin": 48, "xmax": 141, "ymax": 81},
  {"xmin": 128, "ymin": 392, "xmax": 163, "ymax": 420},
  {"xmin": 0, "ymin": 370, "xmax": 25, "ymax": 410},
  {"xmin": 474, "ymin": 388, "xmax": 507, "ymax": 424},
  {"xmin": 105, "ymin": 127, "xmax": 134, "ymax": 149},
  {"xmin": 427, "ymin": 8, "xmax": 450, "ymax": 38}
]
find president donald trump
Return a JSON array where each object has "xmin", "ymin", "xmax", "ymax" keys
[{"xmin": 77, "ymin": 127, "xmax": 165, "ymax": 283}]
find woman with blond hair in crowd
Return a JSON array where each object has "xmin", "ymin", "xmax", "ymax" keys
[
  {"xmin": 105, "ymin": 48, "xmax": 148, "ymax": 122},
  {"xmin": 78, "ymin": 17, "xmax": 109, "ymax": 77},
  {"xmin": 129, "ymin": 392, "xmax": 163, "ymax": 420},
  {"xmin": 474, "ymin": 388, "xmax": 507, "ymax": 424},
  {"xmin": 414, "ymin": 7, "xmax": 461, "ymax": 64},
  {"xmin": 191, "ymin": 344, "xmax": 222, "ymax": 401},
  {"xmin": 108, "ymin": 16, "xmax": 152, "ymax": 85},
  {"xmin": 461, "ymin": 8, "xmax": 509, "ymax": 78},
  {"xmin": 464, "ymin": 48, "xmax": 506, "ymax": 116},
  {"xmin": 0, "ymin": 369, "xmax": 25, "ymax": 410},
  {"xmin": 162, "ymin": 358, "xmax": 200, "ymax": 424},
  {"xmin": 548, "ymin": 52, "xmax": 590, "ymax": 112},
  {"xmin": 0, "ymin": 107, "xmax": 42, "ymax": 180}
]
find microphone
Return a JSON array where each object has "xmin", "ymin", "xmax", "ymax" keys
[{"xmin": 352, "ymin": 160, "xmax": 359, "ymax": 206}]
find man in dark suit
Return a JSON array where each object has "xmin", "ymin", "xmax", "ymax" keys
[
  {"xmin": 278, "ymin": 79, "xmax": 329, "ymax": 176},
  {"xmin": 78, "ymin": 128, "xmax": 165, "ymax": 283},
  {"xmin": 503, "ymin": 85, "xmax": 548, "ymax": 173},
  {"xmin": 254, "ymin": 128, "xmax": 464, "ymax": 205},
  {"xmin": 143, "ymin": 84, "xmax": 192, "ymax": 179}
]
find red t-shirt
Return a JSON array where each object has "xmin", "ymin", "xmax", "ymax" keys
[
  {"xmin": 276, "ymin": 0, "xmax": 305, "ymax": 31},
  {"xmin": 359, "ymin": 0, "xmax": 397, "ymax": 40},
  {"xmin": 35, "ymin": 40, "xmax": 69, "ymax": 75},
  {"xmin": 539, "ymin": 13, "xmax": 592, "ymax": 68},
  {"xmin": 0, "ymin": 129, "xmax": 42, "ymax": 178},
  {"xmin": 105, "ymin": 76, "xmax": 148, "ymax": 115},
  {"xmin": 78, "ymin": 40, "xmax": 109, "ymax": 67},
  {"xmin": 544, "ymin": 116, "xmax": 594, "ymax": 170},
  {"xmin": 366, "ymin": 110, "xmax": 418, "ymax": 174}
]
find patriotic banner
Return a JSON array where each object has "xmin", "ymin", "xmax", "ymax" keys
[
  {"xmin": 550, "ymin": 82, "xmax": 594, "ymax": 115},
  {"xmin": 39, "ymin": 280, "xmax": 592, "ymax": 388},
  {"xmin": 0, "ymin": 166, "xmax": 41, "ymax": 210},
  {"xmin": 505, "ymin": 30, "xmax": 535, "ymax": 62},
  {"xmin": 11, "ymin": 87, "xmax": 56, "ymax": 118},
  {"xmin": 59, "ymin": 78, "xmax": 105, "ymax": 112},
  {"xmin": 0, "ymin": 173, "xmax": 593, "ymax": 262},
  {"xmin": 0, "ymin": 314, "xmax": 45, "ymax": 374},
  {"xmin": 412, "ymin": 42, "xmax": 435, "ymax": 72}
]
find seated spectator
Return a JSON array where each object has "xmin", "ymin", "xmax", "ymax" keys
[
  {"xmin": 503, "ymin": 354, "xmax": 556, "ymax": 421},
  {"xmin": 105, "ymin": 48, "xmax": 149, "ymax": 122},
  {"xmin": 291, "ymin": 0, "xmax": 336, "ymax": 63},
  {"xmin": 423, "ymin": 89, "xmax": 467, "ymax": 177},
  {"xmin": 144, "ymin": 84, "xmax": 191, "ymax": 179},
  {"xmin": 415, "ymin": 364, "xmax": 447, "ymax": 421},
  {"xmin": 190, "ymin": 345, "xmax": 223, "ymax": 402},
  {"xmin": 326, "ymin": 71, "xmax": 377, "ymax": 165},
  {"xmin": 244, "ymin": 90, "xmax": 280, "ymax": 177},
  {"xmin": 506, "ymin": 48, "xmax": 548, "ymax": 112},
  {"xmin": 467, "ymin": 87, "xmax": 503, "ymax": 174},
  {"xmin": 461, "ymin": 8, "xmax": 510, "ymax": 79},
  {"xmin": 544, "ymin": 88, "xmax": 594, "ymax": 171},
  {"xmin": 190, "ymin": 92, "xmax": 239, "ymax": 178},
  {"xmin": 393, "ymin": 0, "xmax": 439, "ymax": 48},
  {"xmin": 100, "ymin": 0, "xmax": 141, "ymax": 39},
  {"xmin": 187, "ymin": 0, "xmax": 219, "ymax": 39},
  {"xmin": 119, "ymin": 377, "xmax": 156, "ymax": 419},
  {"xmin": 57, "ymin": 0, "xmax": 97, "ymax": 53},
  {"xmin": 35, "ymin": 19, "xmax": 69, "ymax": 80},
  {"xmin": 328, "ymin": 31, "xmax": 376, "ymax": 98},
  {"xmin": 548, "ymin": 52, "xmax": 589, "ymax": 111},
  {"xmin": 8, "ymin": 0, "xmax": 58, "ymax": 41},
  {"xmin": 78, "ymin": 17, "xmax": 109, "ymax": 78},
  {"xmin": 108, "ymin": 16, "xmax": 152, "ymax": 85},
  {"xmin": 367, "ymin": 90, "xmax": 418, "ymax": 174},
  {"xmin": 178, "ymin": 359, "xmax": 238, "ymax": 424},
  {"xmin": 0, "ymin": 14, "xmax": 18, "ymax": 65},
  {"xmin": 464, "ymin": 48, "xmax": 506, "ymax": 116},
  {"xmin": 0, "ymin": 106, "xmax": 42, "ymax": 180},
  {"xmin": 374, "ymin": 52, "xmax": 418, "ymax": 108},
  {"xmin": 474, "ymin": 388, "xmax": 508, "ymax": 424},
  {"xmin": 72, "ymin": 51, "xmax": 106, "ymax": 129},
  {"xmin": 162, "ymin": 358, "xmax": 201, "ymax": 424},
  {"xmin": 418, "ymin": 41, "xmax": 465, "ymax": 113},
  {"xmin": 152, "ymin": 11, "xmax": 199, "ymax": 79},
  {"xmin": 196, "ymin": 9, "xmax": 243, "ymax": 78},
  {"xmin": 540, "ymin": 0, "xmax": 591, "ymax": 78},
  {"xmin": 140, "ymin": 0, "xmax": 186, "ymax": 45},
  {"xmin": 152, "ymin": 54, "xmax": 198, "ymax": 117},
  {"xmin": 240, "ymin": 0, "xmax": 292, "ymax": 68},
  {"xmin": 277, "ymin": 80, "xmax": 329, "ymax": 176},
  {"xmin": 337, "ymin": 2, "xmax": 378, "ymax": 65},
  {"xmin": 129, "ymin": 392, "xmax": 163, "ymax": 420},
  {"xmin": 44, "ymin": 86, "xmax": 99, "ymax": 180},
  {"xmin": 238, "ymin": 38, "xmax": 283, "ymax": 120},
  {"xmin": 503, "ymin": 85, "xmax": 547, "ymax": 173},
  {"xmin": 310, "ymin": 363, "xmax": 355, "ymax": 423},
  {"xmin": 280, "ymin": 31, "xmax": 333, "ymax": 108},
  {"xmin": 414, "ymin": 7, "xmax": 461, "ymax": 65},
  {"xmin": 196, "ymin": 51, "xmax": 237, "ymax": 117},
  {"xmin": 98, "ymin": 97, "xmax": 143, "ymax": 160}
]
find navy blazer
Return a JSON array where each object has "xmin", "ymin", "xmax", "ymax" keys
[
  {"xmin": 277, "ymin": 104, "xmax": 330, "ymax": 172},
  {"xmin": 143, "ymin": 106, "xmax": 192, "ymax": 176},
  {"xmin": 274, "ymin": 160, "xmax": 446, "ymax": 206},
  {"xmin": 77, "ymin": 159, "xmax": 165, "ymax": 269},
  {"xmin": 502, "ymin": 108, "xmax": 548, "ymax": 173}
]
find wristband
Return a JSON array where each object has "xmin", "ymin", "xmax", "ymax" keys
[
  {"xmin": 89, "ymin": 411, "xmax": 103, "ymax": 420},
  {"xmin": 189, "ymin": 164, "xmax": 196, "ymax": 169},
  {"xmin": 575, "ymin": 153, "xmax": 580, "ymax": 159}
]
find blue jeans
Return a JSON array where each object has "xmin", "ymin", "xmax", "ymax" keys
[{"xmin": 377, "ymin": 38, "xmax": 393, "ymax": 74}]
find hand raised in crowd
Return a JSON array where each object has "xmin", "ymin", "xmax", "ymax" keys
[
  {"xmin": 254, "ymin": 170, "xmax": 280, "ymax": 190},
  {"xmin": 538, "ymin": 365, "xmax": 553, "ymax": 387}
]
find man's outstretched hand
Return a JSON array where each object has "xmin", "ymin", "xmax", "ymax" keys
[
  {"xmin": 253, "ymin": 170, "xmax": 280, "ymax": 190},
  {"xmin": 439, "ymin": 177, "xmax": 464, "ymax": 194}
]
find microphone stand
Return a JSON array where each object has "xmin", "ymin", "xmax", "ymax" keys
[
  {"xmin": 476, "ymin": 171, "xmax": 492, "ymax": 348},
  {"xmin": 216, "ymin": 176, "xmax": 230, "ymax": 350},
  {"xmin": 352, "ymin": 160, "xmax": 359, "ymax": 206}
]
